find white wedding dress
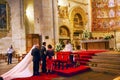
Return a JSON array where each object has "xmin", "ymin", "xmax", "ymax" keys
[{"xmin": 1, "ymin": 45, "xmax": 36, "ymax": 80}]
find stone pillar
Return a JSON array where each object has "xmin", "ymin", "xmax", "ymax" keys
[
  {"xmin": 34, "ymin": 0, "xmax": 58, "ymax": 47},
  {"xmin": 8, "ymin": 0, "xmax": 26, "ymax": 55}
]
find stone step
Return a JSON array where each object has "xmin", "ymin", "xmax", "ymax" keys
[
  {"xmin": 89, "ymin": 63, "xmax": 120, "ymax": 70},
  {"xmin": 95, "ymin": 52, "xmax": 120, "ymax": 57},
  {"xmin": 90, "ymin": 67, "xmax": 120, "ymax": 74},
  {"xmin": 89, "ymin": 51, "xmax": 120, "ymax": 74},
  {"xmin": 92, "ymin": 56, "xmax": 120, "ymax": 60},
  {"xmin": 89, "ymin": 59, "xmax": 120, "ymax": 64}
]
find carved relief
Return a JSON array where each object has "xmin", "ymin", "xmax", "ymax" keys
[
  {"xmin": 92, "ymin": 0, "xmax": 120, "ymax": 31},
  {"xmin": 108, "ymin": 0, "xmax": 115, "ymax": 7},
  {"xmin": 58, "ymin": 6, "xmax": 68, "ymax": 18}
]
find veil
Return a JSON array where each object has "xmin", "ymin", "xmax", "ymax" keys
[{"xmin": 1, "ymin": 45, "xmax": 36, "ymax": 80}]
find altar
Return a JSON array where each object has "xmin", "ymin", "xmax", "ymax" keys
[{"xmin": 81, "ymin": 39, "xmax": 109, "ymax": 50}]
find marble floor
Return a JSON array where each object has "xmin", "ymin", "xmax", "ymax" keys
[{"xmin": 0, "ymin": 58, "xmax": 119, "ymax": 80}]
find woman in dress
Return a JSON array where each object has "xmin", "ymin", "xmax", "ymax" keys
[{"xmin": 46, "ymin": 44, "xmax": 54, "ymax": 74}]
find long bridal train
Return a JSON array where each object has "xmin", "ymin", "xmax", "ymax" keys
[{"xmin": 1, "ymin": 46, "xmax": 36, "ymax": 80}]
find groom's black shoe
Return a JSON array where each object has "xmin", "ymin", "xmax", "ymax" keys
[
  {"xmin": 0, "ymin": 77, "xmax": 3, "ymax": 80},
  {"xmin": 33, "ymin": 72, "xmax": 40, "ymax": 76}
]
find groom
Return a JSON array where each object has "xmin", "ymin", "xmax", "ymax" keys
[
  {"xmin": 0, "ymin": 77, "xmax": 3, "ymax": 80},
  {"xmin": 31, "ymin": 44, "xmax": 41, "ymax": 76}
]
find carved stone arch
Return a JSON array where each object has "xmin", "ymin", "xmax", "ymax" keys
[
  {"xmin": 59, "ymin": 25, "xmax": 70, "ymax": 37},
  {"xmin": 69, "ymin": 6, "xmax": 87, "ymax": 29}
]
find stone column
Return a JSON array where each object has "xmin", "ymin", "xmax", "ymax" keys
[
  {"xmin": 34, "ymin": 0, "xmax": 58, "ymax": 47},
  {"xmin": 8, "ymin": 0, "xmax": 26, "ymax": 55}
]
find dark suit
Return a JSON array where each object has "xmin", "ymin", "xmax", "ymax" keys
[
  {"xmin": 41, "ymin": 45, "xmax": 47, "ymax": 73},
  {"xmin": 31, "ymin": 47, "xmax": 41, "ymax": 76}
]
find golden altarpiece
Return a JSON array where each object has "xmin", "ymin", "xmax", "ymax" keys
[
  {"xmin": 58, "ymin": 5, "xmax": 87, "ymax": 49},
  {"xmin": 80, "ymin": 0, "xmax": 119, "ymax": 50},
  {"xmin": 92, "ymin": 0, "xmax": 120, "ymax": 32}
]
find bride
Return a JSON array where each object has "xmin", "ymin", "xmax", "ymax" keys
[{"xmin": 0, "ymin": 45, "xmax": 36, "ymax": 80}]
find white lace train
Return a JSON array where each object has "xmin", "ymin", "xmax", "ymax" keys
[{"xmin": 1, "ymin": 45, "xmax": 36, "ymax": 80}]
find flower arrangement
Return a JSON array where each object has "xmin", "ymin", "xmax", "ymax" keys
[
  {"xmin": 104, "ymin": 35, "xmax": 111, "ymax": 40},
  {"xmin": 55, "ymin": 43, "xmax": 62, "ymax": 52},
  {"xmin": 82, "ymin": 30, "xmax": 90, "ymax": 39}
]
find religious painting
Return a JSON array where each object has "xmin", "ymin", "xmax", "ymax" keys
[
  {"xmin": 0, "ymin": 4, "xmax": 7, "ymax": 29},
  {"xmin": 108, "ymin": 0, "xmax": 115, "ymax": 7}
]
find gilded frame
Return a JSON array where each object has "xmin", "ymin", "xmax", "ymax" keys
[{"xmin": 0, "ymin": 2, "xmax": 9, "ymax": 31}]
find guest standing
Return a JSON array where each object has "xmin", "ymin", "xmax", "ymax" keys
[
  {"xmin": 46, "ymin": 44, "xmax": 54, "ymax": 74},
  {"xmin": 41, "ymin": 42, "xmax": 47, "ymax": 73},
  {"xmin": 7, "ymin": 45, "xmax": 14, "ymax": 65},
  {"xmin": 31, "ymin": 44, "xmax": 41, "ymax": 76}
]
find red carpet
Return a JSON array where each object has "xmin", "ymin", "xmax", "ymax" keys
[
  {"xmin": 54, "ymin": 65, "xmax": 90, "ymax": 76},
  {"xmin": 78, "ymin": 50, "xmax": 107, "ymax": 65},
  {"xmin": 13, "ymin": 73, "xmax": 59, "ymax": 80}
]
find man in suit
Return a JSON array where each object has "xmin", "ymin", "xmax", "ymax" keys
[
  {"xmin": 31, "ymin": 44, "xmax": 41, "ymax": 76},
  {"xmin": 0, "ymin": 77, "xmax": 3, "ymax": 80},
  {"xmin": 41, "ymin": 42, "xmax": 47, "ymax": 73}
]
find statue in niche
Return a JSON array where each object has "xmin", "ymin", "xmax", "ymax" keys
[
  {"xmin": 74, "ymin": 13, "xmax": 83, "ymax": 27},
  {"xmin": 116, "ymin": 20, "xmax": 120, "ymax": 26},
  {"xmin": 103, "ymin": 10, "xmax": 108, "ymax": 18},
  {"xmin": 108, "ymin": 0, "xmax": 115, "ymax": 7},
  {"xmin": 97, "ymin": 10, "xmax": 108, "ymax": 18},
  {"xmin": 109, "ymin": 20, "xmax": 115, "ymax": 27},
  {"xmin": 116, "ymin": 9, "xmax": 120, "ymax": 16},
  {"xmin": 109, "ymin": 9, "xmax": 115, "ymax": 18},
  {"xmin": 103, "ymin": 0, "xmax": 108, "ymax": 7},
  {"xmin": 96, "ymin": 1, "xmax": 102, "ymax": 8},
  {"xmin": 59, "ymin": 27, "xmax": 69, "ymax": 37},
  {"xmin": 97, "ymin": 20, "xmax": 103, "ymax": 28},
  {"xmin": 97, "ymin": 10, "xmax": 104, "ymax": 18},
  {"xmin": 103, "ymin": 21, "xmax": 109, "ymax": 28}
]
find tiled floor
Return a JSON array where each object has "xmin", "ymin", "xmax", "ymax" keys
[
  {"xmin": 0, "ymin": 58, "xmax": 119, "ymax": 80},
  {"xmin": 0, "ymin": 58, "xmax": 18, "ymax": 75}
]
